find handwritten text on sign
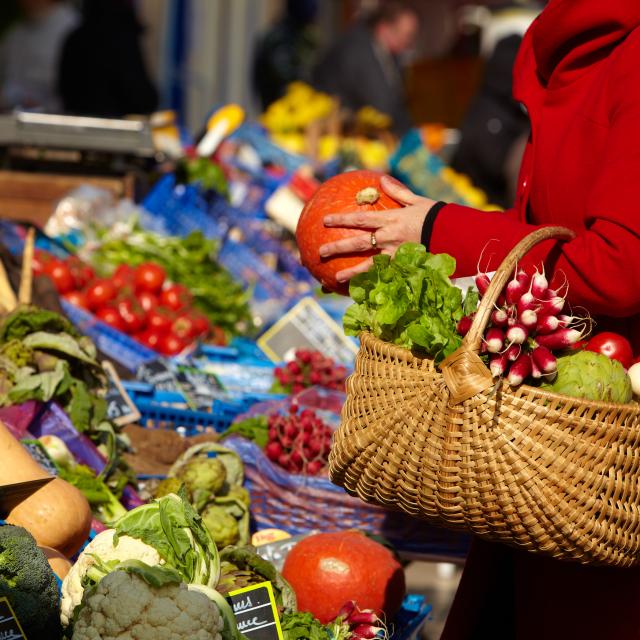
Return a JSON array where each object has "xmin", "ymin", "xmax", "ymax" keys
[
  {"xmin": 0, "ymin": 597, "xmax": 26, "ymax": 640},
  {"xmin": 227, "ymin": 582, "xmax": 283, "ymax": 640}
]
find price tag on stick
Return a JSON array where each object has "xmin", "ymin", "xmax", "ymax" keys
[
  {"xmin": 258, "ymin": 297, "xmax": 358, "ymax": 365},
  {"xmin": 102, "ymin": 361, "xmax": 140, "ymax": 426},
  {"xmin": 227, "ymin": 581, "xmax": 284, "ymax": 640},
  {"xmin": 0, "ymin": 597, "xmax": 27, "ymax": 640}
]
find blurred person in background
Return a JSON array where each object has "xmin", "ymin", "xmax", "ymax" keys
[
  {"xmin": 313, "ymin": 1, "xmax": 419, "ymax": 135},
  {"xmin": 0, "ymin": 0, "xmax": 79, "ymax": 112},
  {"xmin": 452, "ymin": 3, "xmax": 540, "ymax": 207},
  {"xmin": 253, "ymin": 0, "xmax": 319, "ymax": 110},
  {"xmin": 59, "ymin": 0, "xmax": 158, "ymax": 118}
]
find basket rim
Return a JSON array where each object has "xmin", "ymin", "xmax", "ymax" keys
[{"xmin": 357, "ymin": 331, "xmax": 640, "ymax": 415}]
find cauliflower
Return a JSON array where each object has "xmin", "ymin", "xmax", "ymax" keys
[
  {"xmin": 61, "ymin": 529, "xmax": 161, "ymax": 627},
  {"xmin": 72, "ymin": 570, "xmax": 223, "ymax": 640}
]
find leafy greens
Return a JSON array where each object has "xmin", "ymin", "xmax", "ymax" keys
[{"xmin": 343, "ymin": 243, "xmax": 478, "ymax": 362}]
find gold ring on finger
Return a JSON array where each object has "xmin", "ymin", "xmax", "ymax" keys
[{"xmin": 370, "ymin": 231, "xmax": 377, "ymax": 248}]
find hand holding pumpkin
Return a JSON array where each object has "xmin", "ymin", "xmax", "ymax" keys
[{"xmin": 319, "ymin": 176, "xmax": 436, "ymax": 284}]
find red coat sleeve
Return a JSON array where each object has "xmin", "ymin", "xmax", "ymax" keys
[{"xmin": 430, "ymin": 36, "xmax": 640, "ymax": 319}]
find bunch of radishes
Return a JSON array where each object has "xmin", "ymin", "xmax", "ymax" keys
[
  {"xmin": 457, "ymin": 266, "xmax": 588, "ymax": 386},
  {"xmin": 329, "ymin": 601, "xmax": 389, "ymax": 639},
  {"xmin": 273, "ymin": 349, "xmax": 348, "ymax": 394},
  {"xmin": 264, "ymin": 404, "xmax": 333, "ymax": 475}
]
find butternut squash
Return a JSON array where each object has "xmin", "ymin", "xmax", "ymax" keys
[
  {"xmin": 0, "ymin": 421, "xmax": 92, "ymax": 557},
  {"xmin": 40, "ymin": 545, "xmax": 72, "ymax": 580}
]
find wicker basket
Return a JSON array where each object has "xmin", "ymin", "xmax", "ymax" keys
[{"xmin": 329, "ymin": 226, "xmax": 640, "ymax": 567}]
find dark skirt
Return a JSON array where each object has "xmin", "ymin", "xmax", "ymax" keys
[{"xmin": 441, "ymin": 538, "xmax": 640, "ymax": 639}]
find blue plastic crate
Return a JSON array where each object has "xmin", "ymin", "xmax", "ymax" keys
[
  {"xmin": 61, "ymin": 300, "xmax": 156, "ymax": 372},
  {"xmin": 142, "ymin": 174, "xmax": 226, "ymax": 239},
  {"xmin": 135, "ymin": 398, "xmax": 232, "ymax": 437},
  {"xmin": 393, "ymin": 595, "xmax": 433, "ymax": 640}
]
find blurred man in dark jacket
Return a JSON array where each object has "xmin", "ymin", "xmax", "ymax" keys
[
  {"xmin": 59, "ymin": 0, "xmax": 157, "ymax": 118},
  {"xmin": 313, "ymin": 1, "xmax": 419, "ymax": 135}
]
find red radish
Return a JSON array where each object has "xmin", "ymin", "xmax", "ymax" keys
[
  {"xmin": 516, "ymin": 268, "xmax": 530, "ymax": 287},
  {"xmin": 489, "ymin": 352, "xmax": 508, "ymax": 377},
  {"xmin": 531, "ymin": 359, "xmax": 542, "ymax": 379},
  {"xmin": 530, "ymin": 268, "xmax": 548, "ymax": 299},
  {"xmin": 491, "ymin": 308, "xmax": 509, "ymax": 327},
  {"xmin": 539, "ymin": 296, "xmax": 565, "ymax": 317},
  {"xmin": 506, "ymin": 344, "xmax": 521, "ymax": 362},
  {"xmin": 531, "ymin": 345, "xmax": 557, "ymax": 374},
  {"xmin": 497, "ymin": 293, "xmax": 506, "ymax": 308},
  {"xmin": 535, "ymin": 328, "xmax": 583, "ymax": 350},
  {"xmin": 536, "ymin": 314, "xmax": 559, "ymax": 335},
  {"xmin": 352, "ymin": 625, "xmax": 386, "ymax": 639},
  {"xmin": 307, "ymin": 460, "xmax": 325, "ymax": 475},
  {"xmin": 517, "ymin": 291, "xmax": 538, "ymax": 315},
  {"xmin": 484, "ymin": 328, "xmax": 504, "ymax": 353},
  {"xmin": 456, "ymin": 315, "xmax": 474, "ymax": 336},
  {"xmin": 520, "ymin": 309, "xmax": 537, "ymax": 330},
  {"xmin": 506, "ymin": 324, "xmax": 528, "ymax": 345},
  {"xmin": 508, "ymin": 353, "xmax": 533, "ymax": 386},
  {"xmin": 475, "ymin": 273, "xmax": 491, "ymax": 296},
  {"xmin": 282, "ymin": 531, "xmax": 405, "ymax": 623},
  {"xmin": 348, "ymin": 611, "xmax": 381, "ymax": 626},
  {"xmin": 506, "ymin": 277, "xmax": 525, "ymax": 306}
]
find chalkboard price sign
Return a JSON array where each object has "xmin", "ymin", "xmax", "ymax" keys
[
  {"xmin": 0, "ymin": 596, "xmax": 27, "ymax": 639},
  {"xmin": 102, "ymin": 362, "xmax": 140, "ymax": 426},
  {"xmin": 228, "ymin": 581, "xmax": 283, "ymax": 640},
  {"xmin": 136, "ymin": 359, "xmax": 180, "ymax": 392},
  {"xmin": 257, "ymin": 297, "xmax": 357, "ymax": 365}
]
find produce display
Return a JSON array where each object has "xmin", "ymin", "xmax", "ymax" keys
[{"xmin": 0, "ymin": 103, "xmax": 558, "ymax": 640}]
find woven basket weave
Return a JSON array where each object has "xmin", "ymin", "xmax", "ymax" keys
[{"xmin": 329, "ymin": 227, "xmax": 640, "ymax": 567}]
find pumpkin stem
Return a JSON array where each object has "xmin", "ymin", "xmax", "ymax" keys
[{"xmin": 355, "ymin": 187, "xmax": 380, "ymax": 205}]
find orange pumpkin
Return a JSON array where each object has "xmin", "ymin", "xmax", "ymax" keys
[{"xmin": 295, "ymin": 170, "xmax": 401, "ymax": 295}]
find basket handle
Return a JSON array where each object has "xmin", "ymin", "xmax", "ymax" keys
[{"xmin": 440, "ymin": 226, "xmax": 575, "ymax": 404}]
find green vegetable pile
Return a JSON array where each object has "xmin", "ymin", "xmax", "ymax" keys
[
  {"xmin": 343, "ymin": 243, "xmax": 478, "ymax": 362},
  {"xmin": 156, "ymin": 443, "xmax": 251, "ymax": 550},
  {"xmin": 0, "ymin": 307, "xmax": 132, "ymax": 492},
  {"xmin": 178, "ymin": 156, "xmax": 230, "ymax": 197},
  {"xmin": 87, "ymin": 223, "xmax": 253, "ymax": 336}
]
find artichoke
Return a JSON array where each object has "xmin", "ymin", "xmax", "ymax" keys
[
  {"xmin": 216, "ymin": 546, "xmax": 297, "ymax": 615},
  {"xmin": 201, "ymin": 505, "xmax": 240, "ymax": 549},
  {"xmin": 176, "ymin": 457, "xmax": 227, "ymax": 496},
  {"xmin": 223, "ymin": 486, "xmax": 251, "ymax": 509},
  {"xmin": 542, "ymin": 350, "xmax": 633, "ymax": 404},
  {"xmin": 153, "ymin": 477, "xmax": 184, "ymax": 499}
]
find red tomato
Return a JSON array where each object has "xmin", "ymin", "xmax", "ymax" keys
[
  {"xmin": 66, "ymin": 256, "xmax": 95, "ymax": 290},
  {"xmin": 171, "ymin": 313, "xmax": 198, "ymax": 340},
  {"xmin": 158, "ymin": 332, "xmax": 187, "ymax": 356},
  {"xmin": 33, "ymin": 249, "xmax": 53, "ymax": 276},
  {"xmin": 147, "ymin": 308, "xmax": 173, "ymax": 333},
  {"xmin": 86, "ymin": 279, "xmax": 117, "ymax": 310},
  {"xmin": 43, "ymin": 260, "xmax": 75, "ymax": 294},
  {"xmin": 136, "ymin": 328, "xmax": 164, "ymax": 350},
  {"xmin": 134, "ymin": 263, "xmax": 166, "ymax": 293},
  {"xmin": 137, "ymin": 291, "xmax": 159, "ymax": 313},
  {"xmin": 191, "ymin": 312, "xmax": 211, "ymax": 338},
  {"xmin": 117, "ymin": 298, "xmax": 147, "ymax": 334},
  {"xmin": 63, "ymin": 290, "xmax": 88, "ymax": 309},
  {"xmin": 586, "ymin": 332, "xmax": 634, "ymax": 369},
  {"xmin": 112, "ymin": 264, "xmax": 135, "ymax": 290},
  {"xmin": 160, "ymin": 284, "xmax": 192, "ymax": 311},
  {"xmin": 96, "ymin": 307, "xmax": 125, "ymax": 331}
]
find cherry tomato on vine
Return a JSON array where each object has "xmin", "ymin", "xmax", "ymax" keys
[
  {"xmin": 586, "ymin": 332, "xmax": 634, "ymax": 369},
  {"xmin": 134, "ymin": 263, "xmax": 166, "ymax": 293}
]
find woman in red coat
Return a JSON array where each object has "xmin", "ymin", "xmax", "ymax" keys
[{"xmin": 319, "ymin": 0, "xmax": 640, "ymax": 637}]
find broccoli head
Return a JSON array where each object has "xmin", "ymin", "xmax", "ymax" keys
[{"xmin": 0, "ymin": 524, "xmax": 61, "ymax": 638}]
